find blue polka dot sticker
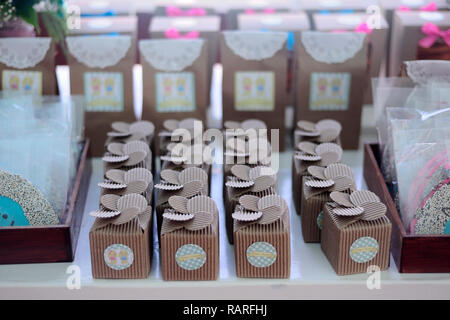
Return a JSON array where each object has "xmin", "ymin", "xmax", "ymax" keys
[
  {"xmin": 104, "ymin": 244, "xmax": 134, "ymax": 270},
  {"xmin": 176, "ymin": 244, "xmax": 206, "ymax": 271},
  {"xmin": 349, "ymin": 237, "xmax": 379, "ymax": 264},
  {"xmin": 246, "ymin": 242, "xmax": 277, "ymax": 268},
  {"xmin": 316, "ymin": 211, "xmax": 323, "ymax": 230}
]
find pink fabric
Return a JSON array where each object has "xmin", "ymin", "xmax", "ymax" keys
[
  {"xmin": 166, "ymin": 6, "xmax": 206, "ymax": 16},
  {"xmin": 164, "ymin": 28, "xmax": 200, "ymax": 39},
  {"xmin": 419, "ymin": 22, "xmax": 450, "ymax": 48},
  {"xmin": 244, "ymin": 8, "xmax": 275, "ymax": 14},
  {"xmin": 397, "ymin": 1, "xmax": 437, "ymax": 11}
]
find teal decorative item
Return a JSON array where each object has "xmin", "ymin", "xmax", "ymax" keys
[
  {"xmin": 246, "ymin": 242, "xmax": 277, "ymax": 268},
  {"xmin": 0, "ymin": 195, "xmax": 29, "ymax": 227},
  {"xmin": 349, "ymin": 236, "xmax": 379, "ymax": 263},
  {"xmin": 175, "ymin": 244, "xmax": 207, "ymax": 271}
]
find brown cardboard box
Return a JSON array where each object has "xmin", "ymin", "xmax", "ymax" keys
[
  {"xmin": 221, "ymin": 31, "xmax": 289, "ymax": 151},
  {"xmin": 160, "ymin": 195, "xmax": 219, "ymax": 281},
  {"xmin": 149, "ymin": 15, "xmax": 221, "ymax": 98},
  {"xmin": 140, "ymin": 39, "xmax": 209, "ymax": 146},
  {"xmin": 66, "ymin": 35, "xmax": 135, "ymax": 156},
  {"xmin": 378, "ymin": 0, "xmax": 448, "ymax": 75},
  {"xmin": 238, "ymin": 12, "xmax": 311, "ymax": 108},
  {"xmin": 313, "ymin": 13, "xmax": 389, "ymax": 104},
  {"xmin": 0, "ymin": 37, "xmax": 56, "ymax": 95},
  {"xmin": 321, "ymin": 203, "xmax": 392, "ymax": 275},
  {"xmin": 233, "ymin": 194, "xmax": 290, "ymax": 278},
  {"xmin": 389, "ymin": 10, "xmax": 450, "ymax": 76},
  {"xmin": 295, "ymin": 31, "xmax": 368, "ymax": 150}
]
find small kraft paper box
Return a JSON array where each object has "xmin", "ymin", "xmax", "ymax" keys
[
  {"xmin": 321, "ymin": 190, "xmax": 392, "ymax": 275},
  {"xmin": 296, "ymin": 31, "xmax": 368, "ymax": 150},
  {"xmin": 378, "ymin": 0, "xmax": 448, "ymax": 75},
  {"xmin": 224, "ymin": 164, "xmax": 278, "ymax": 243},
  {"xmin": 139, "ymin": 38, "xmax": 208, "ymax": 145},
  {"xmin": 292, "ymin": 138, "xmax": 343, "ymax": 215},
  {"xmin": 232, "ymin": 194, "xmax": 290, "ymax": 278},
  {"xmin": 237, "ymin": 12, "xmax": 311, "ymax": 109},
  {"xmin": 300, "ymin": 163, "xmax": 355, "ymax": 243},
  {"xmin": 0, "ymin": 37, "xmax": 56, "ymax": 95},
  {"xmin": 155, "ymin": 166, "xmax": 209, "ymax": 237},
  {"xmin": 221, "ymin": 31, "xmax": 289, "ymax": 151},
  {"xmin": 389, "ymin": 10, "xmax": 450, "ymax": 76},
  {"xmin": 89, "ymin": 193, "xmax": 153, "ymax": 279},
  {"xmin": 313, "ymin": 13, "xmax": 389, "ymax": 104},
  {"xmin": 149, "ymin": 15, "xmax": 221, "ymax": 94},
  {"xmin": 160, "ymin": 195, "xmax": 219, "ymax": 281},
  {"xmin": 66, "ymin": 35, "xmax": 135, "ymax": 156}
]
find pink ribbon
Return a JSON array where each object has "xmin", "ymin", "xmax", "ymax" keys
[
  {"xmin": 419, "ymin": 22, "xmax": 450, "ymax": 48},
  {"xmin": 164, "ymin": 28, "xmax": 199, "ymax": 39},
  {"xmin": 332, "ymin": 22, "xmax": 373, "ymax": 34},
  {"xmin": 244, "ymin": 8, "xmax": 275, "ymax": 14},
  {"xmin": 166, "ymin": 6, "xmax": 206, "ymax": 16},
  {"xmin": 397, "ymin": 1, "xmax": 437, "ymax": 11}
]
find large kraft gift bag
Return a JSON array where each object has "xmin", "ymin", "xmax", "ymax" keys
[
  {"xmin": 67, "ymin": 35, "xmax": 135, "ymax": 157},
  {"xmin": 221, "ymin": 31, "xmax": 289, "ymax": 151},
  {"xmin": 140, "ymin": 39, "xmax": 209, "ymax": 148},
  {"xmin": 321, "ymin": 190, "xmax": 392, "ymax": 275},
  {"xmin": 160, "ymin": 195, "xmax": 219, "ymax": 281},
  {"xmin": 389, "ymin": 10, "xmax": 450, "ymax": 76},
  {"xmin": 313, "ymin": 13, "xmax": 389, "ymax": 105},
  {"xmin": 0, "ymin": 37, "xmax": 56, "ymax": 96},
  {"xmin": 237, "ymin": 12, "xmax": 311, "ymax": 111},
  {"xmin": 296, "ymin": 31, "xmax": 368, "ymax": 150}
]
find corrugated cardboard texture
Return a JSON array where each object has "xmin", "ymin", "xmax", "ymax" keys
[
  {"xmin": 89, "ymin": 217, "xmax": 152, "ymax": 279},
  {"xmin": 67, "ymin": 39, "xmax": 135, "ymax": 157},
  {"xmin": 160, "ymin": 213, "xmax": 219, "ymax": 280},
  {"xmin": 233, "ymin": 205, "xmax": 290, "ymax": 278},
  {"xmin": 103, "ymin": 154, "xmax": 152, "ymax": 178},
  {"xmin": 0, "ymin": 41, "xmax": 56, "ymax": 95},
  {"xmin": 221, "ymin": 33, "xmax": 288, "ymax": 151},
  {"xmin": 295, "ymin": 33, "xmax": 368, "ymax": 150},
  {"xmin": 389, "ymin": 11, "xmax": 450, "ymax": 76},
  {"xmin": 321, "ymin": 203, "xmax": 392, "ymax": 275}
]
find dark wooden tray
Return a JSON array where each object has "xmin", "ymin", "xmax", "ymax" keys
[
  {"xmin": 363, "ymin": 143, "xmax": 450, "ymax": 273},
  {"xmin": 0, "ymin": 140, "xmax": 91, "ymax": 264}
]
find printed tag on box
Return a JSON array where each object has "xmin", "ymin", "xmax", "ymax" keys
[
  {"xmin": 155, "ymin": 72, "xmax": 195, "ymax": 112},
  {"xmin": 2, "ymin": 70, "xmax": 42, "ymax": 95},
  {"xmin": 309, "ymin": 72, "xmax": 351, "ymax": 111},
  {"xmin": 104, "ymin": 243, "xmax": 134, "ymax": 270},
  {"xmin": 235, "ymin": 71, "xmax": 275, "ymax": 111},
  {"xmin": 84, "ymin": 72, "xmax": 124, "ymax": 112}
]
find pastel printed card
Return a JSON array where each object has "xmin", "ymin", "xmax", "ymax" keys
[
  {"xmin": 84, "ymin": 72, "xmax": 124, "ymax": 112},
  {"xmin": 155, "ymin": 72, "xmax": 195, "ymax": 113},
  {"xmin": 2, "ymin": 70, "xmax": 42, "ymax": 96},
  {"xmin": 309, "ymin": 72, "xmax": 351, "ymax": 111},
  {"xmin": 235, "ymin": 71, "xmax": 275, "ymax": 111}
]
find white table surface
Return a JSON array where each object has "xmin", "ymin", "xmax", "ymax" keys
[{"xmin": 0, "ymin": 65, "xmax": 449, "ymax": 300}]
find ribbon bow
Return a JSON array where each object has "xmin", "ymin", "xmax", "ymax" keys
[
  {"xmin": 398, "ymin": 2, "xmax": 437, "ymax": 11},
  {"xmin": 166, "ymin": 6, "xmax": 207, "ymax": 17},
  {"xmin": 329, "ymin": 190, "xmax": 387, "ymax": 227},
  {"xmin": 294, "ymin": 141, "xmax": 343, "ymax": 166},
  {"xmin": 295, "ymin": 119, "xmax": 342, "ymax": 143},
  {"xmin": 244, "ymin": 8, "xmax": 275, "ymax": 14},
  {"xmin": 91, "ymin": 193, "xmax": 151, "ymax": 230},
  {"xmin": 99, "ymin": 168, "xmax": 153, "ymax": 196},
  {"xmin": 225, "ymin": 164, "xmax": 276, "ymax": 193},
  {"xmin": 107, "ymin": 121, "xmax": 155, "ymax": 140},
  {"xmin": 304, "ymin": 163, "xmax": 355, "ymax": 198},
  {"xmin": 232, "ymin": 194, "xmax": 288, "ymax": 231},
  {"xmin": 103, "ymin": 140, "xmax": 150, "ymax": 168},
  {"xmin": 419, "ymin": 22, "xmax": 450, "ymax": 48},
  {"xmin": 165, "ymin": 28, "xmax": 200, "ymax": 39},
  {"xmin": 161, "ymin": 195, "xmax": 218, "ymax": 234}
]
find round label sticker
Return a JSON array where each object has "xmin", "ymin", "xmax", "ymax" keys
[
  {"xmin": 175, "ymin": 244, "xmax": 207, "ymax": 271},
  {"xmin": 419, "ymin": 12, "xmax": 444, "ymax": 22},
  {"xmin": 349, "ymin": 237, "xmax": 379, "ymax": 263},
  {"xmin": 173, "ymin": 18, "xmax": 197, "ymax": 28},
  {"xmin": 104, "ymin": 244, "xmax": 134, "ymax": 270},
  {"xmin": 337, "ymin": 15, "xmax": 363, "ymax": 26},
  {"xmin": 316, "ymin": 211, "xmax": 323, "ymax": 230},
  {"xmin": 246, "ymin": 242, "xmax": 277, "ymax": 268}
]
